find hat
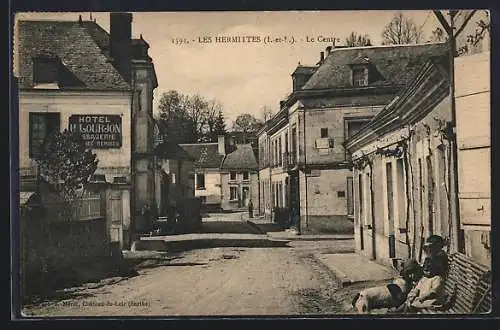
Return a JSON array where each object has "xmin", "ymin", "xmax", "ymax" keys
[{"xmin": 424, "ymin": 235, "xmax": 444, "ymax": 247}]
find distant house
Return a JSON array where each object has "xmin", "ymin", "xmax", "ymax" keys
[
  {"xmin": 154, "ymin": 140, "xmax": 196, "ymax": 216},
  {"xmin": 258, "ymin": 42, "xmax": 448, "ymax": 234},
  {"xmin": 220, "ymin": 143, "xmax": 259, "ymax": 211},
  {"xmin": 179, "ymin": 136, "xmax": 229, "ymax": 211}
]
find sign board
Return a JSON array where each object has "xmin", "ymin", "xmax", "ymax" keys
[{"xmin": 69, "ymin": 115, "xmax": 122, "ymax": 148}]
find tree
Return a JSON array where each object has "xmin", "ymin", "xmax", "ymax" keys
[
  {"xmin": 232, "ymin": 113, "xmax": 264, "ymax": 143},
  {"xmin": 203, "ymin": 100, "xmax": 226, "ymax": 142},
  {"xmin": 157, "ymin": 90, "xmax": 196, "ymax": 144},
  {"xmin": 38, "ymin": 129, "xmax": 98, "ymax": 203},
  {"xmin": 381, "ymin": 12, "xmax": 423, "ymax": 45},
  {"xmin": 157, "ymin": 90, "xmax": 227, "ymax": 143},
  {"xmin": 186, "ymin": 94, "xmax": 209, "ymax": 142},
  {"xmin": 213, "ymin": 110, "xmax": 227, "ymax": 140},
  {"xmin": 344, "ymin": 32, "xmax": 372, "ymax": 47}
]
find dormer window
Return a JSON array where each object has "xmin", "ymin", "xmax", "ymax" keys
[
  {"xmin": 352, "ymin": 67, "xmax": 368, "ymax": 87},
  {"xmin": 350, "ymin": 55, "xmax": 371, "ymax": 87},
  {"xmin": 33, "ymin": 55, "xmax": 60, "ymax": 88}
]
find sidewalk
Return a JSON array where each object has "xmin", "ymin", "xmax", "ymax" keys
[
  {"xmin": 313, "ymin": 252, "xmax": 397, "ymax": 287},
  {"xmin": 245, "ymin": 218, "xmax": 353, "ymax": 241}
]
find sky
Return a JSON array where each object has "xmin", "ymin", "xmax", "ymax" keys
[{"xmin": 15, "ymin": 11, "xmax": 442, "ymax": 124}]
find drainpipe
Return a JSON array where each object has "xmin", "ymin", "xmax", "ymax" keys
[
  {"xmin": 302, "ymin": 108, "xmax": 308, "ymax": 234},
  {"xmin": 447, "ymin": 12, "xmax": 463, "ymax": 253}
]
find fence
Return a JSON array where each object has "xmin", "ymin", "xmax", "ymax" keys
[{"xmin": 40, "ymin": 190, "xmax": 102, "ymax": 222}]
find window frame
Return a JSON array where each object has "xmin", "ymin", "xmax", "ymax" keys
[
  {"xmin": 33, "ymin": 57, "xmax": 60, "ymax": 85},
  {"xmin": 29, "ymin": 112, "xmax": 61, "ymax": 159},
  {"xmin": 230, "ymin": 186, "xmax": 238, "ymax": 201},
  {"xmin": 320, "ymin": 127, "xmax": 328, "ymax": 138},
  {"xmin": 352, "ymin": 66, "xmax": 368, "ymax": 87},
  {"xmin": 242, "ymin": 171, "xmax": 249, "ymax": 181},
  {"xmin": 230, "ymin": 171, "xmax": 237, "ymax": 181},
  {"xmin": 196, "ymin": 173, "xmax": 206, "ymax": 189}
]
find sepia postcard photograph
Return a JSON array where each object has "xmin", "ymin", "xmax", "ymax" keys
[{"xmin": 11, "ymin": 9, "xmax": 492, "ymax": 318}]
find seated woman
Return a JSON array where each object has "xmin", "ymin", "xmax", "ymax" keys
[
  {"xmin": 352, "ymin": 259, "xmax": 422, "ymax": 314},
  {"xmin": 403, "ymin": 257, "xmax": 446, "ymax": 313}
]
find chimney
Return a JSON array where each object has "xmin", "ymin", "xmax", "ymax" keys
[
  {"xmin": 326, "ymin": 46, "xmax": 332, "ymax": 56},
  {"xmin": 280, "ymin": 100, "xmax": 285, "ymax": 109},
  {"xmin": 110, "ymin": 13, "xmax": 133, "ymax": 84},
  {"xmin": 320, "ymin": 51, "xmax": 325, "ymax": 62},
  {"xmin": 218, "ymin": 135, "xmax": 226, "ymax": 155}
]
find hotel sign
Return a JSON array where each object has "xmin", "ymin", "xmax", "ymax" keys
[{"xmin": 69, "ymin": 115, "xmax": 122, "ymax": 148}]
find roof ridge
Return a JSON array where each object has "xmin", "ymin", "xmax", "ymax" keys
[{"xmin": 329, "ymin": 41, "xmax": 447, "ymax": 52}]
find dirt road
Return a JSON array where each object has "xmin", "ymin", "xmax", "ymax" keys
[{"xmin": 22, "ymin": 213, "xmax": 355, "ymax": 317}]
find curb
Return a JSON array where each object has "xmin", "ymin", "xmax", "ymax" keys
[
  {"xmin": 266, "ymin": 235, "xmax": 354, "ymax": 242},
  {"xmin": 245, "ymin": 220, "xmax": 266, "ymax": 235}
]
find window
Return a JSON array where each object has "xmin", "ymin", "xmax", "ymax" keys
[
  {"xmin": 386, "ymin": 162, "xmax": 394, "ymax": 234},
  {"xmin": 352, "ymin": 67, "xmax": 368, "ymax": 87},
  {"xmin": 337, "ymin": 191, "xmax": 346, "ymax": 198},
  {"xmin": 346, "ymin": 177, "xmax": 354, "ymax": 217},
  {"xmin": 196, "ymin": 173, "xmax": 205, "ymax": 189},
  {"xmin": 33, "ymin": 57, "xmax": 59, "ymax": 84},
  {"xmin": 291, "ymin": 126, "xmax": 297, "ymax": 155},
  {"xmin": 347, "ymin": 120, "xmax": 368, "ymax": 140},
  {"xmin": 230, "ymin": 171, "xmax": 236, "ymax": 180},
  {"xmin": 29, "ymin": 112, "xmax": 60, "ymax": 159},
  {"xmin": 284, "ymin": 132, "xmax": 289, "ymax": 155},
  {"xmin": 230, "ymin": 186, "xmax": 238, "ymax": 200},
  {"xmin": 320, "ymin": 128, "xmax": 328, "ymax": 138},
  {"xmin": 242, "ymin": 171, "xmax": 249, "ymax": 181},
  {"xmin": 396, "ymin": 158, "xmax": 406, "ymax": 230},
  {"xmin": 278, "ymin": 137, "xmax": 282, "ymax": 166}
]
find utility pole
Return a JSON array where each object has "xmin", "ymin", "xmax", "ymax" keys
[{"xmin": 432, "ymin": 10, "xmax": 476, "ymax": 253}]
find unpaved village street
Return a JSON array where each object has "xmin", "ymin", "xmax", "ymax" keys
[{"xmin": 22, "ymin": 213, "xmax": 355, "ymax": 317}]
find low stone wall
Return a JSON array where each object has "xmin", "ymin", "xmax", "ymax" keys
[
  {"xmin": 301, "ymin": 215, "xmax": 354, "ymax": 234},
  {"xmin": 20, "ymin": 205, "xmax": 110, "ymax": 295}
]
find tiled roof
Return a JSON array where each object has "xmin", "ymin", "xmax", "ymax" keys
[
  {"xmin": 16, "ymin": 20, "xmax": 130, "ymax": 90},
  {"xmin": 179, "ymin": 143, "xmax": 225, "ymax": 169},
  {"xmin": 220, "ymin": 144, "xmax": 258, "ymax": 170},
  {"xmin": 301, "ymin": 43, "xmax": 448, "ymax": 90}
]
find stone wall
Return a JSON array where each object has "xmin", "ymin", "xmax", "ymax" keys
[{"xmin": 20, "ymin": 205, "xmax": 110, "ymax": 294}]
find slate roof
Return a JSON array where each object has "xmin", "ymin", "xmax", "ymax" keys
[
  {"xmin": 301, "ymin": 43, "xmax": 448, "ymax": 90},
  {"xmin": 154, "ymin": 141, "xmax": 196, "ymax": 161},
  {"xmin": 345, "ymin": 55, "xmax": 450, "ymax": 151},
  {"xmin": 292, "ymin": 65, "xmax": 318, "ymax": 76},
  {"xmin": 16, "ymin": 20, "xmax": 130, "ymax": 90},
  {"xmin": 179, "ymin": 143, "xmax": 225, "ymax": 169},
  {"xmin": 220, "ymin": 144, "xmax": 258, "ymax": 170}
]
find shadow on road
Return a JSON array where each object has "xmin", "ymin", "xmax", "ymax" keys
[
  {"xmin": 194, "ymin": 221, "xmax": 258, "ymax": 234},
  {"xmin": 164, "ymin": 238, "xmax": 291, "ymax": 253}
]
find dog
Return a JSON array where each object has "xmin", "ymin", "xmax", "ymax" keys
[
  {"xmin": 351, "ymin": 259, "xmax": 422, "ymax": 314},
  {"xmin": 351, "ymin": 277, "xmax": 408, "ymax": 313}
]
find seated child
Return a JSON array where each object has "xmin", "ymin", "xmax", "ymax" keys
[
  {"xmin": 352, "ymin": 259, "xmax": 422, "ymax": 313},
  {"xmin": 404, "ymin": 257, "xmax": 446, "ymax": 312},
  {"xmin": 423, "ymin": 235, "xmax": 449, "ymax": 278}
]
